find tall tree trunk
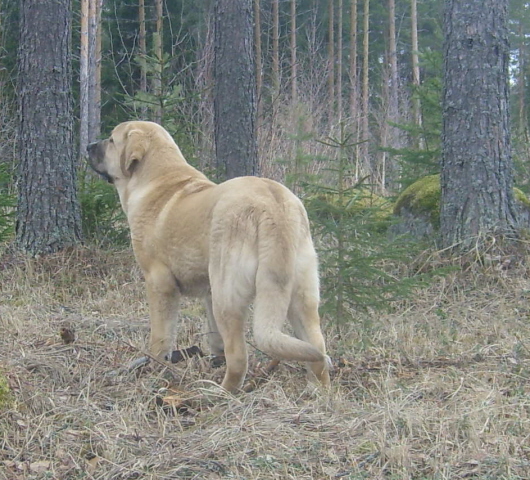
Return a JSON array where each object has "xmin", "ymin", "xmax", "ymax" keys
[
  {"xmin": 80, "ymin": 0, "xmax": 89, "ymax": 162},
  {"xmin": 290, "ymin": 0, "xmax": 297, "ymax": 103},
  {"xmin": 441, "ymin": 0, "xmax": 517, "ymax": 248},
  {"xmin": 17, "ymin": 0, "xmax": 81, "ymax": 254},
  {"xmin": 386, "ymin": 0, "xmax": 400, "ymax": 189},
  {"xmin": 388, "ymin": 0, "xmax": 399, "ymax": 132},
  {"xmin": 337, "ymin": 0, "xmax": 343, "ymax": 120},
  {"xmin": 88, "ymin": 0, "xmax": 101, "ymax": 142},
  {"xmin": 214, "ymin": 0, "xmax": 258, "ymax": 179},
  {"xmin": 349, "ymin": 0, "xmax": 359, "ymax": 180},
  {"xmin": 139, "ymin": 0, "xmax": 147, "ymax": 117},
  {"xmin": 153, "ymin": 0, "xmax": 163, "ymax": 124},
  {"xmin": 410, "ymin": 0, "xmax": 422, "ymax": 145},
  {"xmin": 361, "ymin": 0, "xmax": 370, "ymax": 175},
  {"xmin": 518, "ymin": 20, "xmax": 527, "ymax": 138},
  {"xmin": 80, "ymin": 0, "xmax": 101, "ymax": 162},
  {"xmin": 328, "ymin": 0, "xmax": 335, "ymax": 119},
  {"xmin": 308, "ymin": 0, "xmax": 318, "ymax": 113},
  {"xmin": 271, "ymin": 0, "xmax": 279, "ymax": 97},
  {"xmin": 254, "ymin": 0, "xmax": 262, "ymax": 120}
]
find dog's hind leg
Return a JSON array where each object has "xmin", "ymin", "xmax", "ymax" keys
[
  {"xmin": 288, "ymin": 251, "xmax": 331, "ymax": 387},
  {"xmin": 203, "ymin": 294, "xmax": 225, "ymax": 356},
  {"xmin": 210, "ymin": 296, "xmax": 249, "ymax": 392},
  {"xmin": 208, "ymin": 261, "xmax": 253, "ymax": 392}
]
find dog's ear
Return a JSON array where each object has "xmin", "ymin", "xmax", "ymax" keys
[{"xmin": 121, "ymin": 129, "xmax": 147, "ymax": 177}]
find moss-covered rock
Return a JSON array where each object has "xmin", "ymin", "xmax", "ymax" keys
[
  {"xmin": 392, "ymin": 174, "xmax": 530, "ymax": 238},
  {"xmin": 394, "ymin": 174, "xmax": 441, "ymax": 228}
]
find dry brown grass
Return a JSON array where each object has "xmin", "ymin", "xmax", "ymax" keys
[{"xmin": 1, "ymin": 246, "xmax": 530, "ymax": 479}]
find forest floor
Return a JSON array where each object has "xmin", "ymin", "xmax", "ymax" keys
[{"xmin": 1, "ymin": 245, "xmax": 530, "ymax": 479}]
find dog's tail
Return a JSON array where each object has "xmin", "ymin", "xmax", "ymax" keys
[{"xmin": 251, "ymin": 199, "xmax": 324, "ymax": 364}]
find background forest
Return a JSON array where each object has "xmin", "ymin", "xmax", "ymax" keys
[{"xmin": 0, "ymin": 0, "xmax": 528, "ymax": 194}]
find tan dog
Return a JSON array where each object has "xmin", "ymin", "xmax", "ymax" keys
[{"xmin": 87, "ymin": 121, "xmax": 330, "ymax": 392}]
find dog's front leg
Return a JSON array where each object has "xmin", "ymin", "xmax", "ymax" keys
[{"xmin": 145, "ymin": 267, "xmax": 181, "ymax": 361}]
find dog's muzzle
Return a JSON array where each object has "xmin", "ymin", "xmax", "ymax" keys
[{"xmin": 86, "ymin": 142, "xmax": 113, "ymax": 184}]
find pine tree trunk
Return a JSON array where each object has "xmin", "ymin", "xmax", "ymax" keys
[
  {"xmin": 139, "ymin": 0, "xmax": 147, "ymax": 93},
  {"xmin": 386, "ymin": 0, "xmax": 400, "ymax": 189},
  {"xmin": 139, "ymin": 0, "xmax": 147, "ymax": 117},
  {"xmin": 254, "ymin": 0, "xmax": 262, "ymax": 120},
  {"xmin": 388, "ymin": 0, "xmax": 399, "ymax": 134},
  {"xmin": 349, "ymin": 0, "xmax": 358, "ymax": 121},
  {"xmin": 80, "ymin": 0, "xmax": 100, "ymax": 162},
  {"xmin": 88, "ymin": 0, "xmax": 101, "ymax": 142},
  {"xmin": 441, "ymin": 0, "xmax": 517, "ymax": 247},
  {"xmin": 328, "ymin": 0, "xmax": 335, "ymax": 119},
  {"xmin": 410, "ymin": 0, "xmax": 422, "ymax": 144},
  {"xmin": 271, "ymin": 0, "xmax": 279, "ymax": 97},
  {"xmin": 518, "ymin": 21, "xmax": 527, "ymax": 137},
  {"xmin": 361, "ymin": 0, "xmax": 370, "ymax": 175},
  {"xmin": 349, "ymin": 0, "xmax": 359, "ymax": 180},
  {"xmin": 80, "ymin": 0, "xmax": 89, "ymax": 163},
  {"xmin": 290, "ymin": 0, "xmax": 297, "ymax": 103},
  {"xmin": 153, "ymin": 0, "xmax": 163, "ymax": 124},
  {"xmin": 214, "ymin": 0, "xmax": 258, "ymax": 179},
  {"xmin": 17, "ymin": 0, "xmax": 81, "ymax": 254},
  {"xmin": 337, "ymin": 0, "xmax": 343, "ymax": 120}
]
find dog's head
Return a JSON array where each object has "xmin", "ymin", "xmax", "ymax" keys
[{"xmin": 87, "ymin": 121, "xmax": 177, "ymax": 185}]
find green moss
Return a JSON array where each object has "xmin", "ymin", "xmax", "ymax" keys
[
  {"xmin": 514, "ymin": 187, "xmax": 530, "ymax": 208},
  {"xmin": 394, "ymin": 174, "xmax": 441, "ymax": 227},
  {"xmin": 394, "ymin": 175, "xmax": 530, "ymax": 230}
]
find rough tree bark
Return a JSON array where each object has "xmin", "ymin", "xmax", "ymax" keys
[
  {"xmin": 441, "ymin": 0, "xmax": 517, "ymax": 247},
  {"xmin": 328, "ymin": 0, "xmax": 335, "ymax": 119},
  {"xmin": 153, "ymin": 0, "xmax": 163, "ymax": 124},
  {"xmin": 410, "ymin": 0, "xmax": 422, "ymax": 144},
  {"xmin": 290, "ymin": 0, "xmax": 297, "ymax": 103},
  {"xmin": 271, "ymin": 0, "xmax": 279, "ymax": 97},
  {"xmin": 361, "ymin": 0, "xmax": 370, "ymax": 175},
  {"xmin": 254, "ymin": 0, "xmax": 262, "ymax": 119},
  {"xmin": 79, "ymin": 0, "xmax": 101, "ymax": 162},
  {"xmin": 214, "ymin": 0, "xmax": 258, "ymax": 179},
  {"xmin": 17, "ymin": 0, "xmax": 81, "ymax": 254}
]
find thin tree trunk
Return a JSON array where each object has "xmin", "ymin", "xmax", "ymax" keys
[
  {"xmin": 88, "ymin": 0, "xmax": 101, "ymax": 142},
  {"xmin": 337, "ymin": 0, "xmax": 343, "ymax": 120},
  {"xmin": 386, "ymin": 0, "xmax": 400, "ymax": 189},
  {"xmin": 254, "ymin": 0, "xmax": 262, "ymax": 120},
  {"xmin": 272, "ymin": 0, "xmax": 279, "ymax": 96},
  {"xmin": 80, "ymin": 0, "xmax": 89, "ymax": 163},
  {"xmin": 290, "ymin": 0, "xmax": 297, "ymax": 103},
  {"xmin": 411, "ymin": 0, "xmax": 422, "ymax": 144},
  {"xmin": 349, "ymin": 0, "xmax": 359, "ymax": 180},
  {"xmin": 17, "ymin": 0, "xmax": 81, "ymax": 254},
  {"xmin": 153, "ymin": 0, "xmax": 163, "ymax": 124},
  {"xmin": 139, "ymin": 0, "xmax": 147, "ymax": 117},
  {"xmin": 328, "ymin": 0, "xmax": 335, "ymax": 119},
  {"xmin": 361, "ymin": 0, "xmax": 370, "ymax": 175},
  {"xmin": 388, "ymin": 0, "xmax": 399, "ymax": 129},
  {"xmin": 518, "ymin": 21, "xmax": 527, "ymax": 138},
  {"xmin": 308, "ymin": 0, "xmax": 318, "ymax": 113}
]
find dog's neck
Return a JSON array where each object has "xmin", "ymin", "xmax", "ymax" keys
[{"xmin": 117, "ymin": 161, "xmax": 214, "ymax": 219}]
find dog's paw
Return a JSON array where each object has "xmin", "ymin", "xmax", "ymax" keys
[
  {"xmin": 208, "ymin": 355, "xmax": 226, "ymax": 368},
  {"xmin": 167, "ymin": 346, "xmax": 204, "ymax": 363}
]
